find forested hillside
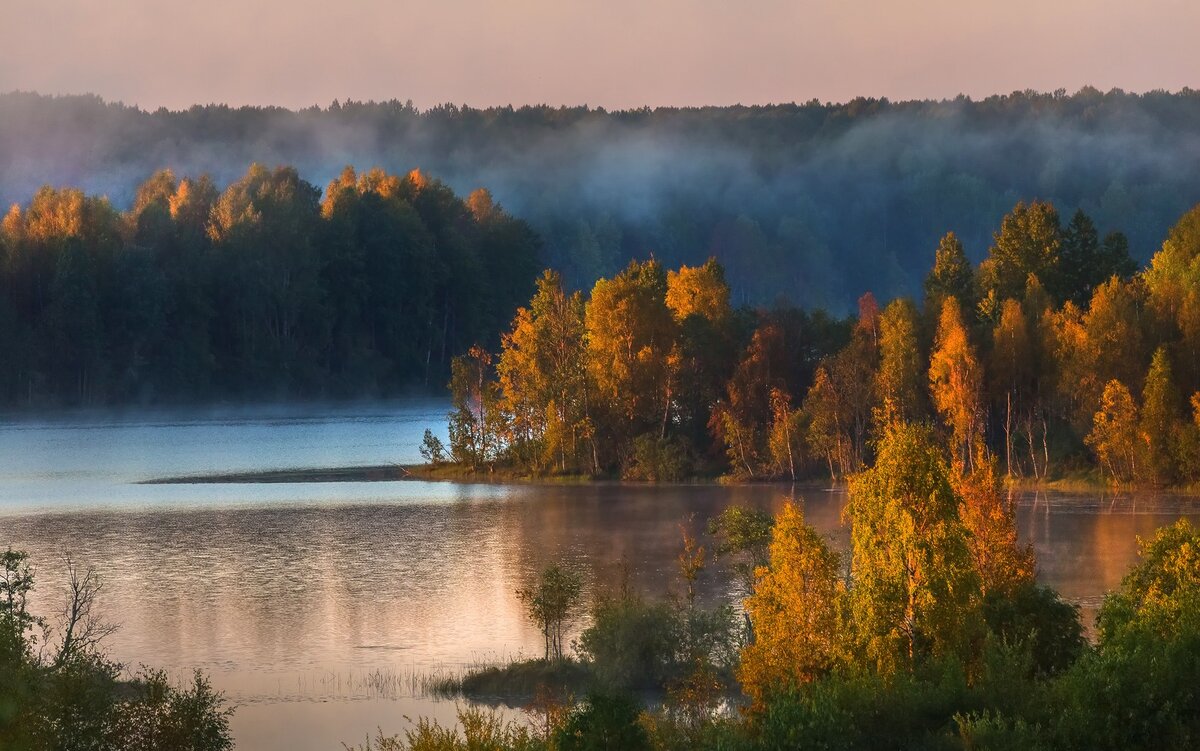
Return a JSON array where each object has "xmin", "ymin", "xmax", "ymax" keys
[
  {"xmin": 0, "ymin": 165, "xmax": 539, "ymax": 404},
  {"xmin": 4, "ymin": 89, "xmax": 1200, "ymax": 310}
]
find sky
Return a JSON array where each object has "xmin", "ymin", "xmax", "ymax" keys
[{"xmin": 0, "ymin": 0, "xmax": 1197, "ymax": 110}]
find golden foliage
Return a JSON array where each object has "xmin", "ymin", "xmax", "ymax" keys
[
  {"xmin": 739, "ymin": 500, "xmax": 844, "ymax": 703},
  {"xmin": 665, "ymin": 257, "xmax": 731, "ymax": 324},
  {"xmin": 929, "ymin": 297, "xmax": 984, "ymax": 468},
  {"xmin": 952, "ymin": 457, "xmax": 1035, "ymax": 597}
]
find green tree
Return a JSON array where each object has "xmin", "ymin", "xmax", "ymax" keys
[
  {"xmin": 517, "ymin": 564, "xmax": 584, "ymax": 662},
  {"xmin": 979, "ymin": 201, "xmax": 1062, "ymax": 303},
  {"xmin": 846, "ymin": 423, "xmax": 983, "ymax": 675},
  {"xmin": 1140, "ymin": 347, "xmax": 1182, "ymax": 486},
  {"xmin": 875, "ymin": 298, "xmax": 925, "ymax": 429},
  {"xmin": 924, "ymin": 231, "xmax": 975, "ymax": 317}
]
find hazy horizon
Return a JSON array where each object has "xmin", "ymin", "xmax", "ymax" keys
[{"xmin": 2, "ymin": 0, "xmax": 1197, "ymax": 111}]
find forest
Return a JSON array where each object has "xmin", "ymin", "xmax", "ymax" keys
[
  {"xmin": 443, "ymin": 198, "xmax": 1200, "ymax": 488},
  {"xmin": 0, "ymin": 165, "xmax": 539, "ymax": 403},
  {"xmin": 5, "ymin": 89, "xmax": 1200, "ymax": 311}
]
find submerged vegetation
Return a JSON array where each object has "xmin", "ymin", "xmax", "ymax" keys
[
  {"xmin": 393, "ymin": 424, "xmax": 1200, "ymax": 751},
  {"xmin": 443, "ymin": 199, "xmax": 1200, "ymax": 488}
]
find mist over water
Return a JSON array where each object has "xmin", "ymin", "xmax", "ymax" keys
[{"xmin": 5, "ymin": 91, "xmax": 1200, "ymax": 311}]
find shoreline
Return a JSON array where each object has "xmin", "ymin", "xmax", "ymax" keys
[
  {"xmin": 139, "ymin": 463, "xmax": 829, "ymax": 488},
  {"xmin": 136, "ymin": 463, "xmax": 1200, "ymax": 496}
]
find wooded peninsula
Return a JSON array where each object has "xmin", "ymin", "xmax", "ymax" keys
[{"xmin": 438, "ymin": 199, "xmax": 1200, "ymax": 488}]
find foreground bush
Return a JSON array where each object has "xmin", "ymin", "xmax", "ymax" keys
[{"xmin": 0, "ymin": 550, "xmax": 232, "ymax": 751}]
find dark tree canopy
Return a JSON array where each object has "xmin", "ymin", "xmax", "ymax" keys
[{"xmin": 0, "ymin": 164, "xmax": 540, "ymax": 405}]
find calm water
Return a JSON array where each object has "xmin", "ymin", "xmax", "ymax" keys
[{"xmin": 1, "ymin": 402, "xmax": 1199, "ymax": 750}]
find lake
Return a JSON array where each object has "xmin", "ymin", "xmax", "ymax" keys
[{"xmin": 1, "ymin": 401, "xmax": 1198, "ymax": 750}]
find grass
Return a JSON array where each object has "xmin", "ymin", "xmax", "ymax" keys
[{"xmin": 432, "ymin": 658, "xmax": 593, "ymax": 701}]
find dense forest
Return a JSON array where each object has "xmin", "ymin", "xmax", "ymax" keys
[
  {"xmin": 443, "ymin": 197, "xmax": 1200, "ymax": 487},
  {"xmin": 4, "ymin": 89, "xmax": 1200, "ymax": 311},
  {"xmin": 0, "ymin": 165, "xmax": 539, "ymax": 404}
]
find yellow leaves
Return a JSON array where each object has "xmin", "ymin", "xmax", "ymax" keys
[
  {"xmin": 406, "ymin": 168, "xmax": 428, "ymax": 192},
  {"xmin": 739, "ymin": 500, "xmax": 844, "ymax": 703},
  {"xmin": 952, "ymin": 459, "xmax": 1035, "ymax": 597},
  {"xmin": 467, "ymin": 188, "xmax": 496, "ymax": 222},
  {"xmin": 929, "ymin": 297, "xmax": 983, "ymax": 467},
  {"xmin": 665, "ymin": 258, "xmax": 730, "ymax": 323},
  {"xmin": 585, "ymin": 260, "xmax": 674, "ymax": 424},
  {"xmin": 1086, "ymin": 379, "xmax": 1138, "ymax": 484}
]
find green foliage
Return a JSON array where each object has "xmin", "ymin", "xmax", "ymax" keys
[
  {"xmin": 847, "ymin": 424, "xmax": 984, "ymax": 675},
  {"xmin": 981, "ymin": 583, "xmax": 1084, "ymax": 677},
  {"xmin": 0, "ymin": 552, "xmax": 232, "ymax": 751},
  {"xmin": 517, "ymin": 565, "xmax": 584, "ymax": 662},
  {"xmin": 451, "ymin": 658, "xmax": 591, "ymax": 700},
  {"xmin": 979, "ymin": 201, "xmax": 1062, "ymax": 303},
  {"xmin": 576, "ymin": 585, "xmax": 679, "ymax": 690},
  {"xmin": 1096, "ymin": 518, "xmax": 1200, "ymax": 647},
  {"xmin": 622, "ymin": 434, "xmax": 688, "ymax": 481},
  {"xmin": 556, "ymin": 692, "xmax": 650, "ymax": 751},
  {"xmin": 419, "ymin": 429, "xmax": 447, "ymax": 465},
  {"xmin": 925, "ymin": 232, "xmax": 976, "ymax": 316},
  {"xmin": 344, "ymin": 705, "xmax": 542, "ymax": 751},
  {"xmin": 706, "ymin": 505, "xmax": 774, "ymax": 592},
  {"xmin": 574, "ymin": 571, "xmax": 738, "ymax": 692}
]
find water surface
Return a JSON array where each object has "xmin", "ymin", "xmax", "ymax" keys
[{"xmin": 1, "ymin": 403, "xmax": 1198, "ymax": 750}]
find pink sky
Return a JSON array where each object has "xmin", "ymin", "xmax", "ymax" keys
[{"xmin": 1, "ymin": 0, "xmax": 1196, "ymax": 109}]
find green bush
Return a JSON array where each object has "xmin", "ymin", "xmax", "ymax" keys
[
  {"xmin": 622, "ymin": 435, "xmax": 688, "ymax": 482},
  {"xmin": 556, "ymin": 692, "xmax": 649, "ymax": 751}
]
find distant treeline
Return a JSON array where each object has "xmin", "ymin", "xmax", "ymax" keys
[
  {"xmin": 445, "ymin": 198, "xmax": 1200, "ymax": 487},
  {"xmin": 0, "ymin": 166, "xmax": 539, "ymax": 404},
  {"xmin": 4, "ymin": 89, "xmax": 1200, "ymax": 310}
]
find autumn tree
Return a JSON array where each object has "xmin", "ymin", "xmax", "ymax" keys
[
  {"xmin": 711, "ymin": 323, "xmax": 786, "ymax": 479},
  {"xmin": 989, "ymin": 299, "xmax": 1033, "ymax": 476},
  {"xmin": 929, "ymin": 297, "xmax": 984, "ymax": 470},
  {"xmin": 1144, "ymin": 204, "xmax": 1200, "ymax": 396},
  {"xmin": 739, "ymin": 500, "xmax": 845, "ymax": 703},
  {"xmin": 666, "ymin": 259, "xmax": 736, "ymax": 447},
  {"xmin": 449, "ymin": 345, "xmax": 504, "ymax": 470},
  {"xmin": 767, "ymin": 387, "xmax": 805, "ymax": 481},
  {"xmin": 846, "ymin": 423, "xmax": 983, "ymax": 675},
  {"xmin": 952, "ymin": 457, "xmax": 1035, "ymax": 597},
  {"xmin": 803, "ymin": 365, "xmax": 849, "ymax": 481},
  {"xmin": 1087, "ymin": 380, "xmax": 1139, "ymax": 484},
  {"xmin": 585, "ymin": 260, "xmax": 677, "ymax": 450},
  {"xmin": 497, "ymin": 270, "xmax": 589, "ymax": 474}
]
